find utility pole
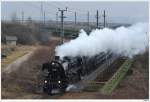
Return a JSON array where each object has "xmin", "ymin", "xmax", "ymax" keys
[
  {"xmin": 96, "ymin": 10, "xmax": 99, "ymax": 29},
  {"xmin": 75, "ymin": 12, "xmax": 77, "ymax": 25},
  {"xmin": 58, "ymin": 7, "xmax": 67, "ymax": 44},
  {"xmin": 56, "ymin": 12, "xmax": 58, "ymax": 33},
  {"xmin": 43, "ymin": 11, "xmax": 45, "ymax": 25},
  {"xmin": 21, "ymin": 11, "xmax": 24, "ymax": 24},
  {"xmin": 87, "ymin": 11, "xmax": 90, "ymax": 32},
  {"xmin": 103, "ymin": 10, "xmax": 106, "ymax": 28}
]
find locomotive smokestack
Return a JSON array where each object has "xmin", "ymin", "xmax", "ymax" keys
[{"xmin": 55, "ymin": 56, "xmax": 60, "ymax": 60}]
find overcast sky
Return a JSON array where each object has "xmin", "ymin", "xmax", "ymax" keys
[{"xmin": 1, "ymin": 1, "xmax": 149, "ymax": 24}]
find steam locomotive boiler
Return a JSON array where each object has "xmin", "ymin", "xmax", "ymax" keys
[{"xmin": 42, "ymin": 52, "xmax": 112, "ymax": 94}]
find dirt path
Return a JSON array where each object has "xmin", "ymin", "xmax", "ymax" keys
[
  {"xmin": 2, "ymin": 39, "xmax": 72, "ymax": 99},
  {"xmin": 3, "ymin": 51, "xmax": 34, "ymax": 73},
  {"xmin": 1, "ymin": 40, "xmax": 60, "ymax": 99}
]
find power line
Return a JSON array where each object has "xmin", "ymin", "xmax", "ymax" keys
[
  {"xmin": 23, "ymin": 2, "xmax": 93, "ymax": 22},
  {"xmin": 29, "ymin": 3, "xmax": 56, "ymax": 15},
  {"xmin": 24, "ymin": 3, "xmax": 56, "ymax": 20},
  {"xmin": 52, "ymin": 2, "xmax": 88, "ymax": 14}
]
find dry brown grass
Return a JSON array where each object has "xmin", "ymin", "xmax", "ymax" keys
[{"xmin": 1, "ymin": 39, "xmax": 60, "ymax": 99}]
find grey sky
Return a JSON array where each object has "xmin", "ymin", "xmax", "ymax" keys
[{"xmin": 1, "ymin": 1, "xmax": 149, "ymax": 24}]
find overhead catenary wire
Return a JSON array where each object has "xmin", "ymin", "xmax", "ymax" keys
[
  {"xmin": 23, "ymin": 2, "xmax": 57, "ymax": 21},
  {"xmin": 8, "ymin": 2, "xmax": 113, "ymax": 28},
  {"xmin": 21, "ymin": 2, "xmax": 101, "ymax": 23}
]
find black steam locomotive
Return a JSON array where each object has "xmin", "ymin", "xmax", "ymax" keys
[{"xmin": 42, "ymin": 52, "xmax": 112, "ymax": 94}]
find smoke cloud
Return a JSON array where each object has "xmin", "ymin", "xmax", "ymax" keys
[{"xmin": 55, "ymin": 22, "xmax": 148, "ymax": 58}]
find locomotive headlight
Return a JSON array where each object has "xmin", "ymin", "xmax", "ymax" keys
[
  {"xmin": 44, "ymin": 80, "xmax": 47, "ymax": 83},
  {"xmin": 58, "ymin": 81, "xmax": 61, "ymax": 84},
  {"xmin": 52, "ymin": 62, "xmax": 55, "ymax": 65}
]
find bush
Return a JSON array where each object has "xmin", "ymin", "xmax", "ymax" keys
[{"xmin": 1, "ymin": 22, "xmax": 51, "ymax": 45}]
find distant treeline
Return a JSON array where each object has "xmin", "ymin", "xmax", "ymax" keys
[{"xmin": 1, "ymin": 22, "xmax": 52, "ymax": 45}]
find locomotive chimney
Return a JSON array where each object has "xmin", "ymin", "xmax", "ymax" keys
[{"xmin": 55, "ymin": 56, "xmax": 60, "ymax": 60}]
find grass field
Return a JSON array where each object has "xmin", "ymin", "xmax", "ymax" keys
[{"xmin": 1, "ymin": 45, "xmax": 35, "ymax": 69}]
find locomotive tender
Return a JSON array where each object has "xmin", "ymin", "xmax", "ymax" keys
[{"xmin": 42, "ymin": 52, "xmax": 112, "ymax": 94}]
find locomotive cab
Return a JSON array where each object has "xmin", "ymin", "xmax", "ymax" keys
[{"xmin": 42, "ymin": 60, "xmax": 68, "ymax": 94}]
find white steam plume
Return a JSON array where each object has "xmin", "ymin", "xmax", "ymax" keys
[{"xmin": 55, "ymin": 22, "xmax": 148, "ymax": 58}]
